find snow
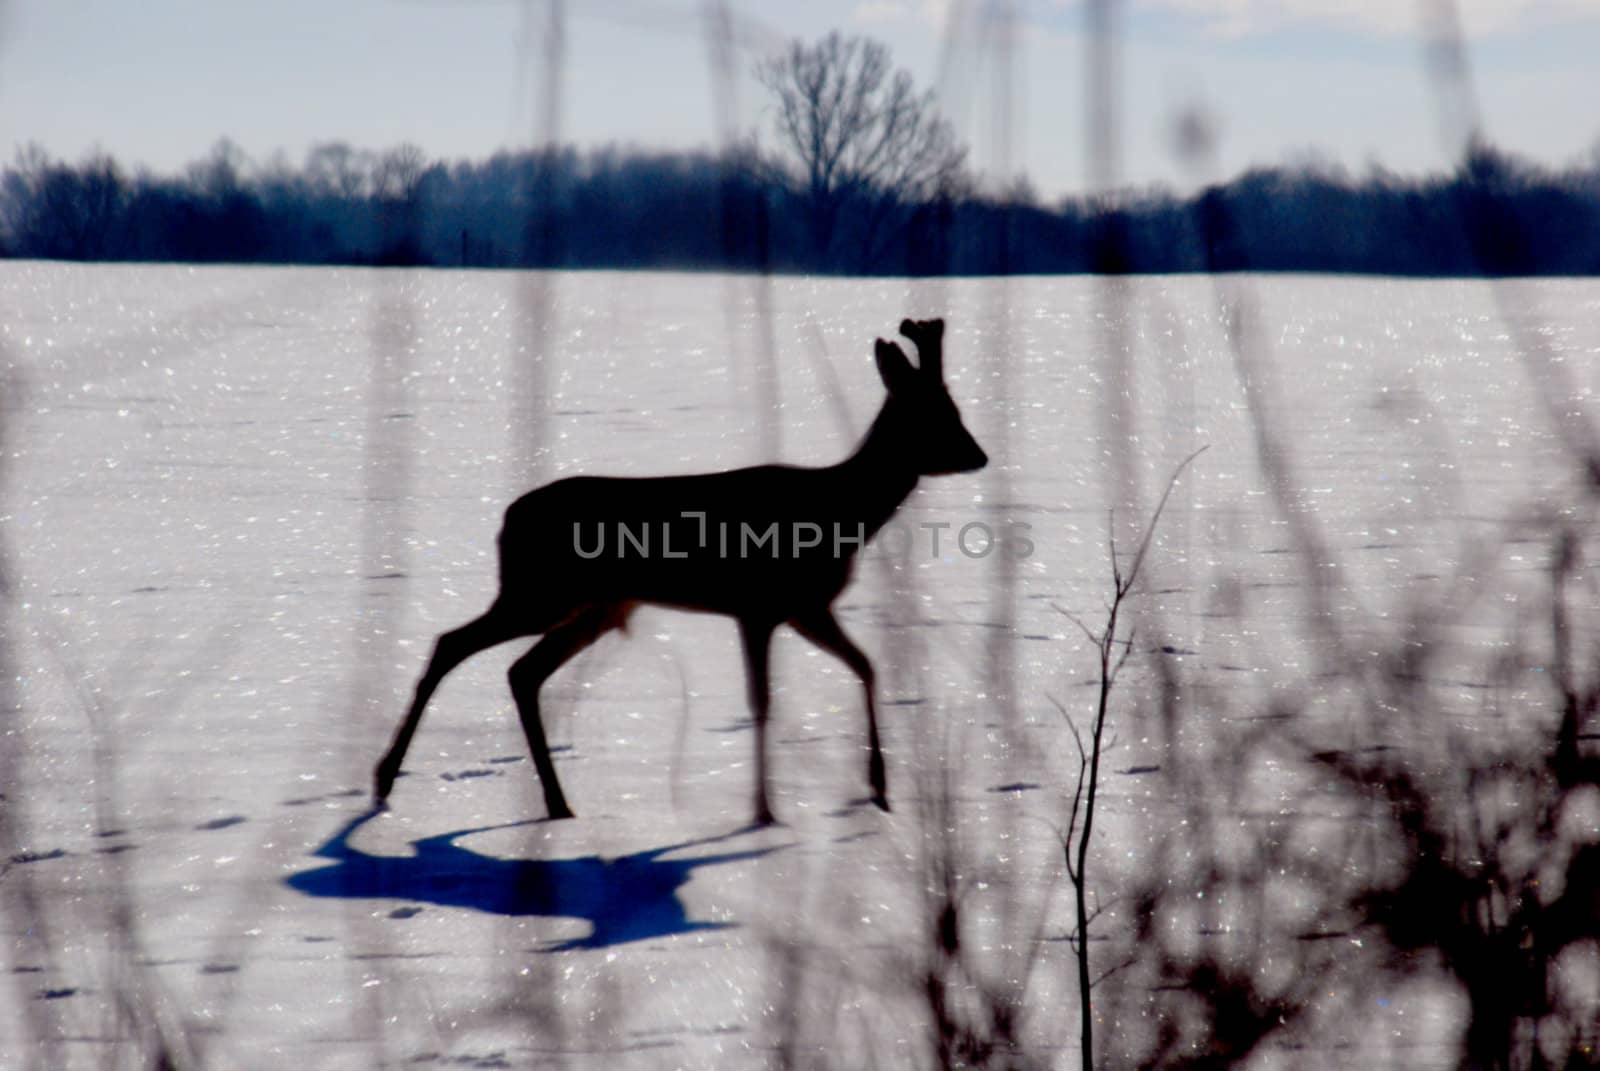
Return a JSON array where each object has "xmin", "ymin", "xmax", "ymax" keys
[{"xmin": 2, "ymin": 263, "xmax": 1596, "ymax": 1067}]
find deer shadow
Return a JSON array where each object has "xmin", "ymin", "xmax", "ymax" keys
[{"xmin": 284, "ymin": 809, "xmax": 780, "ymax": 951}]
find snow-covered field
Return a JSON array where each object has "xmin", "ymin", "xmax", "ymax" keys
[{"xmin": 2, "ymin": 264, "xmax": 1597, "ymax": 1068}]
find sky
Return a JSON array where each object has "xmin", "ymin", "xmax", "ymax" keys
[{"xmin": 1, "ymin": 0, "xmax": 1598, "ymax": 199}]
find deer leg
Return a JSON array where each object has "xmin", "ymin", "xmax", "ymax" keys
[
  {"xmin": 376, "ymin": 603, "xmax": 523, "ymax": 802},
  {"xmin": 790, "ymin": 608, "xmax": 887, "ymax": 812},
  {"xmin": 507, "ymin": 606, "xmax": 617, "ymax": 821},
  {"xmin": 738, "ymin": 618, "xmax": 778, "ymax": 826}
]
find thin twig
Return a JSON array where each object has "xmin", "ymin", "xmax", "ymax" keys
[
  {"xmin": 1121, "ymin": 446, "xmax": 1208, "ymax": 598},
  {"xmin": 1065, "ymin": 446, "xmax": 1205, "ymax": 1071}
]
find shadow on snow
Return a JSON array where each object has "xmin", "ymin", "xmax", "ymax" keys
[{"xmin": 285, "ymin": 808, "xmax": 780, "ymax": 951}]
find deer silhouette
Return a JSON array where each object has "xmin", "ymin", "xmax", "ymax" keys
[{"xmin": 375, "ymin": 318, "xmax": 986, "ymax": 825}]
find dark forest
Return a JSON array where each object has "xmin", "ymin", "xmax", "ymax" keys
[{"xmin": 3, "ymin": 135, "xmax": 1598, "ymax": 277}]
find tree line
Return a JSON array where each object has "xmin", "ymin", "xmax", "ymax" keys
[
  {"xmin": 6, "ymin": 135, "xmax": 1596, "ymax": 277},
  {"xmin": 4, "ymin": 31, "xmax": 1598, "ymax": 277}
]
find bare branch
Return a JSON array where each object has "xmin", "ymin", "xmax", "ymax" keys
[
  {"xmin": 1110, "ymin": 626, "xmax": 1137, "ymax": 682},
  {"xmin": 1120, "ymin": 446, "xmax": 1209, "ymax": 597},
  {"xmin": 1091, "ymin": 956, "xmax": 1137, "ymax": 990},
  {"xmin": 1067, "ymin": 447, "xmax": 1206, "ymax": 1071},
  {"xmin": 1106, "ymin": 509, "xmax": 1122, "ymax": 591},
  {"xmin": 1052, "ymin": 601, "xmax": 1104, "ymax": 647}
]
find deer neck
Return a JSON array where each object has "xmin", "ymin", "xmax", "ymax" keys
[{"xmin": 835, "ymin": 404, "xmax": 920, "ymax": 538}]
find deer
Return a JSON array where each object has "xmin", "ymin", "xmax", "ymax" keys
[{"xmin": 374, "ymin": 318, "xmax": 986, "ymax": 826}]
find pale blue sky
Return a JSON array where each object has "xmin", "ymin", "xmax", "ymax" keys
[{"xmin": 2, "ymin": 0, "xmax": 1598, "ymax": 198}]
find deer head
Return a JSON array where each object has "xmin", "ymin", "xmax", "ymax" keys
[{"xmin": 873, "ymin": 318, "xmax": 988, "ymax": 476}]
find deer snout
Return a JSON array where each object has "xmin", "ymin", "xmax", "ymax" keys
[{"xmin": 927, "ymin": 431, "xmax": 987, "ymax": 475}]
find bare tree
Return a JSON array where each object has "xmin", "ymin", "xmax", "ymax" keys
[
  {"xmin": 1, "ymin": 144, "xmax": 126, "ymax": 259},
  {"xmin": 370, "ymin": 143, "xmax": 433, "ymax": 266},
  {"xmin": 187, "ymin": 137, "xmax": 250, "ymax": 201},
  {"xmin": 304, "ymin": 141, "xmax": 371, "ymax": 201},
  {"xmin": 756, "ymin": 32, "xmax": 966, "ymax": 270},
  {"xmin": 371, "ymin": 143, "xmax": 430, "ymax": 205}
]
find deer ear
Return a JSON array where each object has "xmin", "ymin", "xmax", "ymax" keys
[
  {"xmin": 875, "ymin": 339, "xmax": 917, "ymax": 394},
  {"xmin": 898, "ymin": 317, "xmax": 945, "ymax": 341}
]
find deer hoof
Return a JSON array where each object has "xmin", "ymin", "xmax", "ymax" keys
[
  {"xmin": 869, "ymin": 751, "xmax": 888, "ymax": 809},
  {"xmin": 374, "ymin": 762, "xmax": 399, "ymax": 801}
]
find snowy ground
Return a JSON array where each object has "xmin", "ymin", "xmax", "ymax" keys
[{"xmin": 2, "ymin": 264, "xmax": 1597, "ymax": 1068}]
